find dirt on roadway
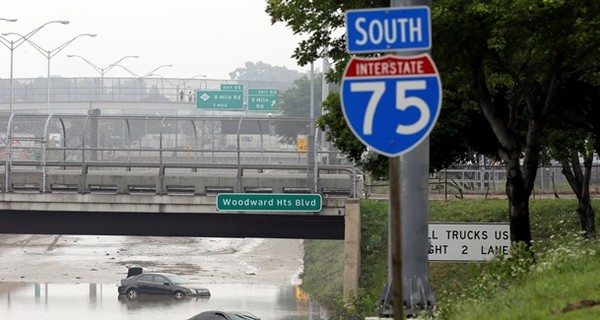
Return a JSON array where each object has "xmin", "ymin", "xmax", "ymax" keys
[{"xmin": 0, "ymin": 234, "xmax": 304, "ymax": 286}]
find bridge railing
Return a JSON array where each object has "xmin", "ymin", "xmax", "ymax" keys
[
  {"xmin": 0, "ymin": 113, "xmax": 362, "ymax": 197},
  {"xmin": 0, "ymin": 160, "xmax": 359, "ymax": 195},
  {"xmin": 0, "ymin": 77, "xmax": 296, "ymax": 103}
]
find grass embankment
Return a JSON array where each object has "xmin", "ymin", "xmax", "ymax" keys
[{"xmin": 301, "ymin": 198, "xmax": 600, "ymax": 319}]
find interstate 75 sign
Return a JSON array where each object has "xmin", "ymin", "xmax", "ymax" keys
[{"xmin": 341, "ymin": 54, "xmax": 441, "ymax": 157}]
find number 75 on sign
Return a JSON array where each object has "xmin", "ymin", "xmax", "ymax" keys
[{"xmin": 340, "ymin": 54, "xmax": 442, "ymax": 157}]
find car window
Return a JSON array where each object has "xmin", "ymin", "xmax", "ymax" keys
[
  {"xmin": 235, "ymin": 312, "xmax": 260, "ymax": 320},
  {"xmin": 153, "ymin": 275, "xmax": 168, "ymax": 284},
  {"xmin": 234, "ymin": 313, "xmax": 260, "ymax": 320},
  {"xmin": 164, "ymin": 274, "xmax": 188, "ymax": 284},
  {"xmin": 194, "ymin": 313, "xmax": 221, "ymax": 320},
  {"xmin": 138, "ymin": 274, "xmax": 153, "ymax": 282}
]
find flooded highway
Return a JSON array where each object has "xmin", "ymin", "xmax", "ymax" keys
[
  {"xmin": 0, "ymin": 282, "xmax": 323, "ymax": 319},
  {"xmin": 0, "ymin": 235, "xmax": 324, "ymax": 319}
]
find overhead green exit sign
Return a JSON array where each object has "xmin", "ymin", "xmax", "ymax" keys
[
  {"xmin": 248, "ymin": 88, "xmax": 278, "ymax": 111},
  {"xmin": 221, "ymin": 84, "xmax": 243, "ymax": 91},
  {"xmin": 196, "ymin": 90, "xmax": 243, "ymax": 109},
  {"xmin": 216, "ymin": 193, "xmax": 322, "ymax": 212}
]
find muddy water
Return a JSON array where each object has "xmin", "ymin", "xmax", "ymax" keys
[{"xmin": 0, "ymin": 282, "xmax": 323, "ymax": 320}]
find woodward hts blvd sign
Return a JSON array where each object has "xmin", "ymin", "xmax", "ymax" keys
[{"xmin": 216, "ymin": 193, "xmax": 322, "ymax": 212}]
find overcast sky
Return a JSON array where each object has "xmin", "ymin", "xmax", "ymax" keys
[{"xmin": 0, "ymin": 0, "xmax": 307, "ymax": 80}]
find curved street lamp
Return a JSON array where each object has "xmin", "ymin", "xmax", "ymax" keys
[
  {"xmin": 0, "ymin": 20, "xmax": 69, "ymax": 114},
  {"xmin": 113, "ymin": 64, "xmax": 174, "ymax": 79},
  {"xmin": 113, "ymin": 64, "xmax": 141, "ymax": 78},
  {"xmin": 67, "ymin": 55, "xmax": 138, "ymax": 101},
  {"xmin": 141, "ymin": 64, "xmax": 173, "ymax": 78},
  {"xmin": 67, "ymin": 54, "xmax": 139, "ymax": 78},
  {"xmin": 4, "ymin": 32, "xmax": 96, "ymax": 111},
  {"xmin": 147, "ymin": 73, "xmax": 181, "ymax": 100},
  {"xmin": 180, "ymin": 74, "xmax": 208, "ymax": 92}
]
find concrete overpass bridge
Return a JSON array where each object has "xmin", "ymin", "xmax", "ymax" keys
[
  {"xmin": 0, "ymin": 110, "xmax": 362, "ymax": 240},
  {"xmin": 0, "ymin": 77, "xmax": 363, "ymax": 297}
]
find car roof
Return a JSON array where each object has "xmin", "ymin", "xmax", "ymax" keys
[
  {"xmin": 137, "ymin": 272, "xmax": 178, "ymax": 277},
  {"xmin": 198, "ymin": 310, "xmax": 259, "ymax": 319}
]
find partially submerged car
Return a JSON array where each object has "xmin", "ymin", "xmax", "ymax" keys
[
  {"xmin": 117, "ymin": 267, "xmax": 210, "ymax": 300},
  {"xmin": 187, "ymin": 310, "xmax": 261, "ymax": 320}
]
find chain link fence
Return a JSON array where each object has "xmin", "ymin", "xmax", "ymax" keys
[
  {"xmin": 364, "ymin": 164, "xmax": 600, "ymax": 200},
  {"xmin": 0, "ymin": 77, "xmax": 296, "ymax": 103},
  {"xmin": 0, "ymin": 113, "xmax": 350, "ymax": 166}
]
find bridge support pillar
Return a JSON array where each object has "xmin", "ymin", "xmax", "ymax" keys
[{"xmin": 343, "ymin": 198, "xmax": 361, "ymax": 300}]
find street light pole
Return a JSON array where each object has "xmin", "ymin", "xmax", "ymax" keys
[
  {"xmin": 0, "ymin": 20, "xmax": 69, "ymax": 114},
  {"xmin": 113, "ymin": 64, "xmax": 141, "ymax": 78},
  {"xmin": 112, "ymin": 65, "xmax": 172, "ymax": 101},
  {"xmin": 66, "ymin": 54, "xmax": 139, "ymax": 78},
  {"xmin": 6, "ymin": 32, "xmax": 96, "ymax": 112},
  {"xmin": 67, "ymin": 55, "xmax": 139, "ymax": 101},
  {"xmin": 179, "ymin": 74, "xmax": 208, "ymax": 96},
  {"xmin": 141, "ymin": 64, "xmax": 173, "ymax": 78}
]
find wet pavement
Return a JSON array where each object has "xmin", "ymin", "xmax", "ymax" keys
[
  {"xmin": 0, "ymin": 234, "xmax": 319, "ymax": 319},
  {"xmin": 0, "ymin": 282, "xmax": 323, "ymax": 320}
]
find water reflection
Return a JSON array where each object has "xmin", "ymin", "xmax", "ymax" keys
[
  {"xmin": 0, "ymin": 282, "xmax": 323, "ymax": 320},
  {"xmin": 117, "ymin": 294, "xmax": 211, "ymax": 310}
]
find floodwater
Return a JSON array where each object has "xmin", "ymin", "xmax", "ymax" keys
[{"xmin": 0, "ymin": 282, "xmax": 324, "ymax": 320}]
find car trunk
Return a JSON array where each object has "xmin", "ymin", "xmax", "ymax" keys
[{"xmin": 127, "ymin": 266, "xmax": 143, "ymax": 278}]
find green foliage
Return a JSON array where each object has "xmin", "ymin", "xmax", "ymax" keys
[
  {"xmin": 529, "ymin": 199, "xmax": 585, "ymax": 245},
  {"xmin": 278, "ymin": 74, "xmax": 323, "ymax": 118},
  {"xmin": 301, "ymin": 200, "xmax": 388, "ymax": 317},
  {"xmin": 273, "ymin": 74, "xmax": 325, "ymax": 144},
  {"xmin": 266, "ymin": 0, "xmax": 387, "ymax": 68},
  {"xmin": 317, "ymin": 92, "xmax": 370, "ymax": 166},
  {"xmin": 301, "ymin": 239, "xmax": 345, "ymax": 307},
  {"xmin": 301, "ymin": 199, "xmax": 600, "ymax": 319},
  {"xmin": 267, "ymin": 0, "xmax": 600, "ymax": 192},
  {"xmin": 438, "ymin": 234, "xmax": 600, "ymax": 320},
  {"xmin": 328, "ymin": 289, "xmax": 377, "ymax": 320},
  {"xmin": 228, "ymin": 61, "xmax": 302, "ymax": 83},
  {"xmin": 429, "ymin": 199, "xmax": 508, "ymax": 222},
  {"xmin": 357, "ymin": 200, "xmax": 388, "ymax": 299}
]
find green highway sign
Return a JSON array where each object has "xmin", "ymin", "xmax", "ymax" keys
[
  {"xmin": 248, "ymin": 88, "xmax": 278, "ymax": 95},
  {"xmin": 197, "ymin": 90, "xmax": 244, "ymax": 109},
  {"xmin": 248, "ymin": 88, "xmax": 278, "ymax": 111},
  {"xmin": 216, "ymin": 193, "xmax": 322, "ymax": 212},
  {"xmin": 248, "ymin": 95, "xmax": 277, "ymax": 111},
  {"xmin": 221, "ymin": 84, "xmax": 244, "ymax": 91}
]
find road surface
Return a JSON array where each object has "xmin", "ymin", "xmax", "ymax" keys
[{"xmin": 0, "ymin": 234, "xmax": 304, "ymax": 286}]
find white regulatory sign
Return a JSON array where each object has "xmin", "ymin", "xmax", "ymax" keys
[{"xmin": 428, "ymin": 223, "xmax": 511, "ymax": 262}]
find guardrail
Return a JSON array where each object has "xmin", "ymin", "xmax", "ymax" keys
[
  {"xmin": 0, "ymin": 160, "xmax": 361, "ymax": 197},
  {"xmin": 0, "ymin": 113, "xmax": 361, "ymax": 197}
]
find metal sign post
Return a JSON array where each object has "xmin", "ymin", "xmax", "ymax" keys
[
  {"xmin": 343, "ymin": 0, "xmax": 437, "ymax": 318},
  {"xmin": 389, "ymin": 156, "xmax": 403, "ymax": 319}
]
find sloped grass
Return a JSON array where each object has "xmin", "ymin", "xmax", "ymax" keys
[
  {"xmin": 444, "ymin": 238, "xmax": 600, "ymax": 320},
  {"xmin": 301, "ymin": 198, "xmax": 600, "ymax": 319}
]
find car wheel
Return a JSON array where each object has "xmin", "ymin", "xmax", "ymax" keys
[
  {"xmin": 173, "ymin": 291, "xmax": 186, "ymax": 299},
  {"xmin": 126, "ymin": 288, "xmax": 138, "ymax": 300}
]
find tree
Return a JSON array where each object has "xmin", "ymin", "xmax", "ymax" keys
[
  {"xmin": 434, "ymin": 1, "xmax": 600, "ymax": 246},
  {"xmin": 316, "ymin": 85, "xmax": 498, "ymax": 180},
  {"xmin": 273, "ymin": 74, "xmax": 324, "ymax": 144},
  {"xmin": 229, "ymin": 61, "xmax": 302, "ymax": 83},
  {"xmin": 546, "ymin": 76, "xmax": 600, "ymax": 238},
  {"xmin": 267, "ymin": 0, "xmax": 600, "ymax": 246}
]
